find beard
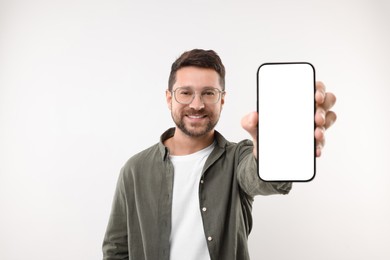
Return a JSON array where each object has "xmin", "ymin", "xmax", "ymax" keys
[{"xmin": 171, "ymin": 108, "xmax": 220, "ymax": 138}]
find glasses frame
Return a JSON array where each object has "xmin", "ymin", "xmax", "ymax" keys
[{"xmin": 171, "ymin": 87, "xmax": 225, "ymax": 105}]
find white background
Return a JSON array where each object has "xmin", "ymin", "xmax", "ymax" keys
[{"xmin": 1, "ymin": 0, "xmax": 389, "ymax": 259}]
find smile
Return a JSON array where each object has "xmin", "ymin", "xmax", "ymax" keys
[{"xmin": 187, "ymin": 114, "xmax": 207, "ymax": 119}]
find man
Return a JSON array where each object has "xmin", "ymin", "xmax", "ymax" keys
[{"xmin": 102, "ymin": 49, "xmax": 337, "ymax": 260}]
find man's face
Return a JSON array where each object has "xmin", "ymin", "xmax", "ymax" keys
[{"xmin": 166, "ymin": 66, "xmax": 225, "ymax": 138}]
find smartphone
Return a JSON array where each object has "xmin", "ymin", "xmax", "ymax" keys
[{"xmin": 257, "ymin": 62, "xmax": 316, "ymax": 182}]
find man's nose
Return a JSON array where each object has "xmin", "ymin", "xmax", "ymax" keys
[{"xmin": 189, "ymin": 93, "xmax": 205, "ymax": 110}]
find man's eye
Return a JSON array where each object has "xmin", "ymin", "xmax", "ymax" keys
[
  {"xmin": 203, "ymin": 91, "xmax": 216, "ymax": 96},
  {"xmin": 180, "ymin": 91, "xmax": 192, "ymax": 96}
]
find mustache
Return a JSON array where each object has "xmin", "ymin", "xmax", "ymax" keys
[{"xmin": 184, "ymin": 108, "xmax": 209, "ymax": 116}]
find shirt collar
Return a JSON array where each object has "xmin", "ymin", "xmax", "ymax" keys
[{"xmin": 158, "ymin": 127, "xmax": 227, "ymax": 160}]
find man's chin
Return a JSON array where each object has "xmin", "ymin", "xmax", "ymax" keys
[
  {"xmin": 182, "ymin": 128, "xmax": 210, "ymax": 138},
  {"xmin": 178, "ymin": 124, "xmax": 214, "ymax": 138}
]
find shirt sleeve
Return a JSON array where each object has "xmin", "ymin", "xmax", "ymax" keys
[
  {"xmin": 236, "ymin": 140, "xmax": 292, "ymax": 197},
  {"xmin": 102, "ymin": 168, "xmax": 129, "ymax": 260}
]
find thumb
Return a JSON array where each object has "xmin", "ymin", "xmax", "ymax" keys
[{"xmin": 241, "ymin": 111, "xmax": 258, "ymax": 141}]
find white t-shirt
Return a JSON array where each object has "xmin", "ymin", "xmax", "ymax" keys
[{"xmin": 169, "ymin": 142, "xmax": 215, "ymax": 260}]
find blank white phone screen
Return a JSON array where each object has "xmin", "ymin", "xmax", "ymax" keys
[{"xmin": 257, "ymin": 63, "xmax": 315, "ymax": 182}]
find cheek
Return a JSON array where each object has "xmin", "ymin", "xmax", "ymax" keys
[
  {"xmin": 171, "ymin": 103, "xmax": 185, "ymax": 115},
  {"xmin": 213, "ymin": 103, "xmax": 223, "ymax": 113}
]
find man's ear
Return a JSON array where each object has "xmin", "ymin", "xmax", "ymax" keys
[
  {"xmin": 166, "ymin": 89, "xmax": 172, "ymax": 110},
  {"xmin": 221, "ymin": 91, "xmax": 226, "ymax": 107}
]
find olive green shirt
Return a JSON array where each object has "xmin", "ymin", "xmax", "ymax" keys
[{"xmin": 102, "ymin": 128, "xmax": 292, "ymax": 260}]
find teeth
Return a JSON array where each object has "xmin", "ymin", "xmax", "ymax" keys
[{"xmin": 188, "ymin": 115, "xmax": 204, "ymax": 119}]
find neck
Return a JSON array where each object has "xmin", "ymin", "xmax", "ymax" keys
[{"xmin": 165, "ymin": 128, "xmax": 215, "ymax": 156}]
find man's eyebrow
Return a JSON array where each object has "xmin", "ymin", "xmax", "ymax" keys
[
  {"xmin": 177, "ymin": 86, "xmax": 217, "ymax": 90},
  {"xmin": 174, "ymin": 86, "xmax": 193, "ymax": 91}
]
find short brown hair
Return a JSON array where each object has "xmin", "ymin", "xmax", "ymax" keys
[{"xmin": 168, "ymin": 49, "xmax": 225, "ymax": 91}]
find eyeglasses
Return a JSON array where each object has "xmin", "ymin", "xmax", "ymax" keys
[{"xmin": 172, "ymin": 87, "xmax": 225, "ymax": 105}]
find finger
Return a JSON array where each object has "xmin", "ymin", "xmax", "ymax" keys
[
  {"xmin": 315, "ymin": 127, "xmax": 325, "ymax": 157},
  {"xmin": 315, "ymin": 81, "xmax": 326, "ymax": 104},
  {"xmin": 316, "ymin": 147, "xmax": 322, "ymax": 157},
  {"xmin": 324, "ymin": 110, "xmax": 337, "ymax": 130},
  {"xmin": 320, "ymin": 92, "xmax": 337, "ymax": 112},
  {"xmin": 316, "ymin": 140, "xmax": 325, "ymax": 157},
  {"xmin": 315, "ymin": 106, "xmax": 326, "ymax": 126},
  {"xmin": 315, "ymin": 126, "xmax": 325, "ymax": 141}
]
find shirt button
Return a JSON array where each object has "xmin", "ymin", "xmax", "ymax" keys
[
  {"xmin": 200, "ymin": 179, "xmax": 204, "ymax": 184},
  {"xmin": 202, "ymin": 207, "xmax": 207, "ymax": 212},
  {"xmin": 207, "ymin": 236, "xmax": 213, "ymax": 241}
]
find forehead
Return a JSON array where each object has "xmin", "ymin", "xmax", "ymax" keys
[{"xmin": 174, "ymin": 66, "xmax": 222, "ymax": 90}]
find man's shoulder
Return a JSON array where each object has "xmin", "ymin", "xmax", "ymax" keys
[
  {"xmin": 121, "ymin": 128, "xmax": 173, "ymax": 172},
  {"xmin": 219, "ymin": 136, "xmax": 254, "ymax": 152},
  {"xmin": 214, "ymin": 130, "xmax": 253, "ymax": 149},
  {"xmin": 123, "ymin": 142, "xmax": 163, "ymax": 170}
]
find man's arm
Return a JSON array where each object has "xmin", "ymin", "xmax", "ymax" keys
[{"xmin": 237, "ymin": 148, "xmax": 292, "ymax": 197}]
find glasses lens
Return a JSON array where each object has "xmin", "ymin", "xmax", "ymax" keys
[
  {"xmin": 201, "ymin": 88, "xmax": 220, "ymax": 104},
  {"xmin": 175, "ymin": 88, "xmax": 194, "ymax": 104}
]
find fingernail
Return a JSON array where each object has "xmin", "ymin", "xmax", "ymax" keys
[{"xmin": 322, "ymin": 112, "xmax": 326, "ymax": 122}]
